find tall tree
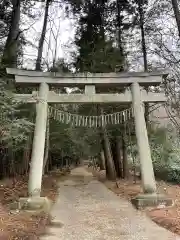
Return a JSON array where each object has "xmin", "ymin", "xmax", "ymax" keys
[
  {"xmin": 137, "ymin": 0, "xmax": 148, "ymax": 71},
  {"xmin": 2, "ymin": 0, "xmax": 21, "ymax": 67},
  {"xmin": 171, "ymin": 0, "xmax": 180, "ymax": 38},
  {"xmin": 35, "ymin": 0, "xmax": 54, "ymax": 172},
  {"xmin": 132, "ymin": 0, "xmax": 149, "ymax": 123},
  {"xmin": 36, "ymin": 0, "xmax": 52, "ymax": 71},
  {"xmin": 139, "ymin": 0, "xmax": 149, "ymax": 124}
]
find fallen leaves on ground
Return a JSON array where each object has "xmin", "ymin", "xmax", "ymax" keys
[
  {"xmin": 0, "ymin": 169, "xmax": 68, "ymax": 239},
  {"xmin": 98, "ymin": 170, "xmax": 180, "ymax": 236},
  {"xmin": 147, "ymin": 181, "xmax": 180, "ymax": 235}
]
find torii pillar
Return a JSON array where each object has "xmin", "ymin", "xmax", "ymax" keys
[
  {"xmin": 131, "ymin": 82, "xmax": 172, "ymax": 209},
  {"xmin": 131, "ymin": 82, "xmax": 156, "ymax": 193},
  {"xmin": 28, "ymin": 83, "xmax": 49, "ymax": 197},
  {"xmin": 17, "ymin": 83, "xmax": 51, "ymax": 212}
]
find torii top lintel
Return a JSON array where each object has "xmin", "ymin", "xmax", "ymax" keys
[{"xmin": 6, "ymin": 68, "xmax": 168, "ymax": 87}]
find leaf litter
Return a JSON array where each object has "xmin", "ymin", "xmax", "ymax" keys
[{"xmin": 0, "ymin": 169, "xmax": 68, "ymax": 239}]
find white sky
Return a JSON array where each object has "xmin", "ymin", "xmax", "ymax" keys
[{"xmin": 22, "ymin": 1, "xmax": 77, "ymax": 70}]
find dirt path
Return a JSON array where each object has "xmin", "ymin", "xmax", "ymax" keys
[{"xmin": 41, "ymin": 167, "xmax": 180, "ymax": 240}]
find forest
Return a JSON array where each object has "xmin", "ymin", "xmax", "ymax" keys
[{"xmin": 1, "ymin": 0, "xmax": 180, "ymax": 237}]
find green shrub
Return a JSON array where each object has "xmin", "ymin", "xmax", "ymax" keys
[
  {"xmin": 129, "ymin": 125, "xmax": 180, "ymax": 183},
  {"xmin": 150, "ymin": 125, "xmax": 180, "ymax": 183}
]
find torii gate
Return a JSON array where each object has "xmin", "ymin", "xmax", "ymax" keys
[{"xmin": 7, "ymin": 68, "xmax": 171, "ymax": 209}]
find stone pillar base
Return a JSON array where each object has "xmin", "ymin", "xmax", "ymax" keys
[
  {"xmin": 9, "ymin": 197, "xmax": 52, "ymax": 213},
  {"xmin": 131, "ymin": 193, "xmax": 173, "ymax": 209}
]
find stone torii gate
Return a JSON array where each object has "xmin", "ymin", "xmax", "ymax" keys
[{"xmin": 7, "ymin": 68, "xmax": 171, "ymax": 209}]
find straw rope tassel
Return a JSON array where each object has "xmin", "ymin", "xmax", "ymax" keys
[{"xmin": 47, "ymin": 106, "xmax": 133, "ymax": 128}]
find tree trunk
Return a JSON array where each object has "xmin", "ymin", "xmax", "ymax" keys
[
  {"xmin": 115, "ymin": 136, "xmax": 123, "ymax": 178},
  {"xmin": 35, "ymin": 0, "xmax": 51, "ymax": 71},
  {"xmin": 35, "ymin": 0, "xmax": 51, "ymax": 173},
  {"xmin": 122, "ymin": 138, "xmax": 128, "ymax": 179},
  {"xmin": 52, "ymin": 17, "xmax": 61, "ymax": 69},
  {"xmin": 2, "ymin": 0, "xmax": 20, "ymax": 67},
  {"xmin": 99, "ymin": 150, "xmax": 106, "ymax": 170},
  {"xmin": 115, "ymin": 0, "xmax": 124, "ymax": 177},
  {"xmin": 102, "ymin": 130, "xmax": 116, "ymax": 180},
  {"xmin": 9, "ymin": 147, "xmax": 15, "ymax": 177},
  {"xmin": 23, "ymin": 137, "xmax": 32, "ymax": 175},
  {"xmin": 122, "ymin": 124, "xmax": 129, "ymax": 179},
  {"xmin": 138, "ymin": 0, "xmax": 149, "ymax": 124},
  {"xmin": 98, "ymin": 106, "xmax": 116, "ymax": 180},
  {"xmin": 138, "ymin": 1, "xmax": 148, "ymax": 72},
  {"xmin": 23, "ymin": 108, "xmax": 35, "ymax": 175},
  {"xmin": 3, "ymin": 0, "xmax": 20, "ymax": 175},
  {"xmin": 111, "ymin": 136, "xmax": 122, "ymax": 178},
  {"xmin": 116, "ymin": 0, "xmax": 123, "ymax": 57},
  {"xmin": 171, "ymin": 0, "xmax": 180, "ymax": 39}
]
